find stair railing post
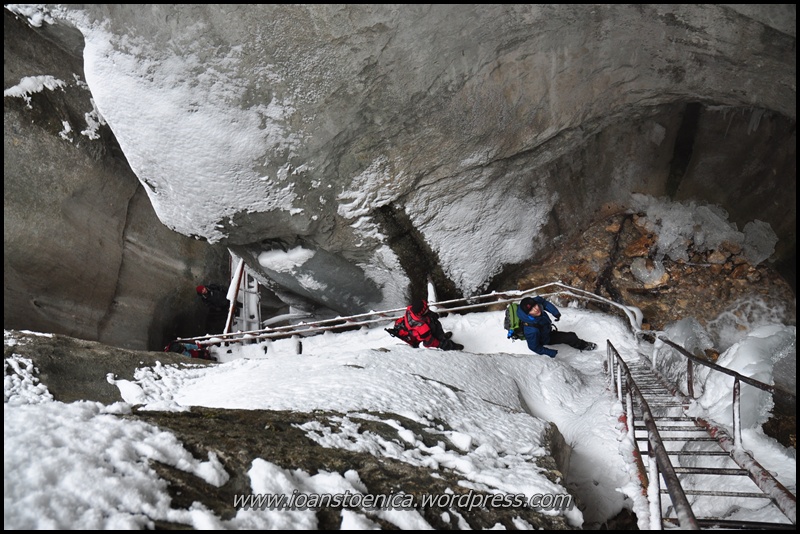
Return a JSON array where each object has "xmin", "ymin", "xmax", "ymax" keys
[
  {"xmin": 626, "ymin": 380, "xmax": 635, "ymax": 444},
  {"xmin": 651, "ymin": 341, "xmax": 659, "ymax": 369},
  {"xmin": 224, "ymin": 257, "xmax": 246, "ymax": 335},
  {"xmin": 687, "ymin": 360, "xmax": 694, "ymax": 398},
  {"xmin": 648, "ymin": 446, "xmax": 663, "ymax": 530},
  {"xmin": 607, "ymin": 344, "xmax": 617, "ymax": 397},
  {"xmin": 733, "ymin": 377, "xmax": 742, "ymax": 448}
]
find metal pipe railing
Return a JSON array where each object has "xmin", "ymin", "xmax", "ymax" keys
[
  {"xmin": 691, "ymin": 413, "xmax": 797, "ymax": 524},
  {"xmin": 179, "ymin": 280, "xmax": 643, "ymax": 347},
  {"xmin": 657, "ymin": 337, "xmax": 786, "ymax": 397},
  {"xmin": 633, "ymin": 338, "xmax": 797, "ymax": 525},
  {"xmin": 655, "ymin": 337, "xmax": 796, "ymax": 449},
  {"xmin": 608, "ymin": 341, "xmax": 700, "ymax": 530}
]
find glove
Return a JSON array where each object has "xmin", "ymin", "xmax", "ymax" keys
[
  {"xmin": 507, "ymin": 330, "xmax": 515, "ymax": 339},
  {"xmin": 554, "ymin": 314, "xmax": 561, "ymax": 322}
]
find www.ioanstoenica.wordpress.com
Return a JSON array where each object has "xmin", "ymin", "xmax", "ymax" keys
[{"xmin": 233, "ymin": 490, "xmax": 574, "ymax": 512}]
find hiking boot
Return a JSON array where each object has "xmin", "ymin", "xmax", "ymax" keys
[{"xmin": 581, "ymin": 342, "xmax": 597, "ymax": 351}]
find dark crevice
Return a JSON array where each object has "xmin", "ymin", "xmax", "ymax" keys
[
  {"xmin": 373, "ymin": 204, "xmax": 462, "ymax": 303},
  {"xmin": 773, "ymin": 245, "xmax": 796, "ymax": 294},
  {"xmin": 595, "ymin": 214, "xmax": 630, "ymax": 305},
  {"xmin": 666, "ymin": 102, "xmax": 701, "ymax": 198},
  {"xmin": 485, "ymin": 260, "xmax": 531, "ymax": 294}
]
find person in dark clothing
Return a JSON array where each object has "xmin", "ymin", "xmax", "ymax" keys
[
  {"xmin": 164, "ymin": 341, "xmax": 217, "ymax": 361},
  {"xmin": 402, "ymin": 298, "xmax": 464, "ymax": 351},
  {"xmin": 196, "ymin": 284, "xmax": 231, "ymax": 313},
  {"xmin": 517, "ymin": 296, "xmax": 596, "ymax": 358}
]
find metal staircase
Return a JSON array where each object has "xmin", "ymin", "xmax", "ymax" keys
[{"xmin": 609, "ymin": 343, "xmax": 796, "ymax": 529}]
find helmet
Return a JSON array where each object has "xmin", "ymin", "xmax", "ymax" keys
[{"xmin": 196, "ymin": 285, "xmax": 206, "ymax": 295}]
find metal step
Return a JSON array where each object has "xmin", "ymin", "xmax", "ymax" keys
[
  {"xmin": 634, "ymin": 424, "xmax": 707, "ymax": 431},
  {"xmin": 662, "ymin": 518, "xmax": 796, "ymax": 530},
  {"xmin": 664, "ymin": 450, "xmax": 731, "ymax": 457},
  {"xmin": 662, "ymin": 489, "xmax": 771, "ymax": 498},
  {"xmin": 636, "ymin": 435, "xmax": 717, "ymax": 441},
  {"xmin": 672, "ymin": 466, "xmax": 748, "ymax": 475}
]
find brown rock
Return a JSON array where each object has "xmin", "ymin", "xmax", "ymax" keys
[
  {"xmin": 644, "ymin": 272, "xmax": 670, "ymax": 289},
  {"xmin": 746, "ymin": 271, "xmax": 762, "ymax": 283},
  {"xmin": 570, "ymin": 262, "xmax": 596, "ymax": 279},
  {"xmin": 730, "ymin": 264, "xmax": 750, "ymax": 279},
  {"xmin": 624, "ymin": 235, "xmax": 655, "ymax": 258},
  {"xmin": 719, "ymin": 240, "xmax": 743, "ymax": 255},
  {"xmin": 707, "ymin": 250, "xmax": 729, "ymax": 264}
]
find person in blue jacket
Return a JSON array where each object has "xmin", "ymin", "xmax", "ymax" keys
[{"xmin": 516, "ymin": 296, "xmax": 596, "ymax": 358}]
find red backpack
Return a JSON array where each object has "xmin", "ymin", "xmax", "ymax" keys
[{"xmin": 385, "ymin": 315, "xmax": 420, "ymax": 347}]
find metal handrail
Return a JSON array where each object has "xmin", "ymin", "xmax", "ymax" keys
[
  {"xmin": 620, "ymin": 341, "xmax": 797, "ymax": 526},
  {"xmin": 690, "ymin": 413, "xmax": 797, "ymax": 524},
  {"xmin": 656, "ymin": 337, "xmax": 789, "ymax": 397},
  {"xmin": 178, "ymin": 280, "xmax": 643, "ymax": 346},
  {"xmin": 654, "ymin": 337, "xmax": 796, "ymax": 450},
  {"xmin": 607, "ymin": 341, "xmax": 700, "ymax": 530}
]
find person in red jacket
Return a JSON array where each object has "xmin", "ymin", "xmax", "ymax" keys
[{"xmin": 400, "ymin": 299, "xmax": 464, "ymax": 351}]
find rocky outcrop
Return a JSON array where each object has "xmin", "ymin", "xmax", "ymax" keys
[
  {"xmin": 504, "ymin": 210, "xmax": 796, "ymax": 336},
  {"xmin": 4, "ymin": 10, "xmax": 229, "ymax": 350}
]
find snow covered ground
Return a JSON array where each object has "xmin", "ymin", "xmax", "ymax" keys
[{"xmin": 5, "ymin": 301, "xmax": 796, "ymax": 529}]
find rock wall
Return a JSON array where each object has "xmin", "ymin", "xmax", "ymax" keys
[
  {"xmin": 4, "ymin": 5, "xmax": 795, "ymax": 347},
  {"xmin": 44, "ymin": 5, "xmax": 793, "ymax": 306},
  {"xmin": 4, "ymin": 10, "xmax": 229, "ymax": 350}
]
